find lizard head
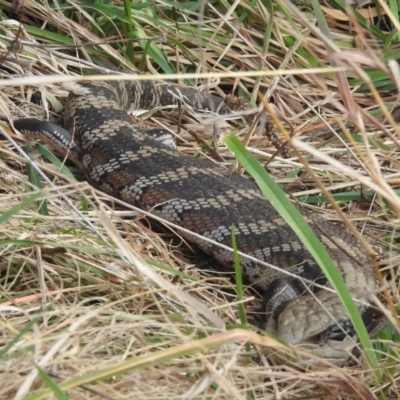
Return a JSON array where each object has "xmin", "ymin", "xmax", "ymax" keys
[{"xmin": 264, "ymin": 291, "xmax": 369, "ymax": 368}]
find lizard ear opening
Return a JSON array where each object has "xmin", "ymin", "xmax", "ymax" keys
[
  {"xmin": 309, "ymin": 319, "xmax": 355, "ymax": 344},
  {"xmin": 326, "ymin": 321, "xmax": 354, "ymax": 341}
]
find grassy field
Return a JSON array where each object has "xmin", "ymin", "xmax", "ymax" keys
[{"xmin": 1, "ymin": 0, "xmax": 400, "ymax": 398}]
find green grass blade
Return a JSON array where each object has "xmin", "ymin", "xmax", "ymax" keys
[
  {"xmin": 0, "ymin": 191, "xmax": 47, "ymax": 225},
  {"xmin": 36, "ymin": 367, "xmax": 69, "ymax": 400},
  {"xmin": 0, "ymin": 315, "xmax": 41, "ymax": 358},
  {"xmin": 230, "ymin": 226, "xmax": 247, "ymax": 326},
  {"xmin": 33, "ymin": 143, "xmax": 76, "ymax": 180}
]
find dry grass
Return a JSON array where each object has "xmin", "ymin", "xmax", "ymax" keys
[{"xmin": 0, "ymin": 0, "xmax": 400, "ymax": 399}]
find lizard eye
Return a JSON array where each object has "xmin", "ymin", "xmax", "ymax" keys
[{"xmin": 309, "ymin": 331, "xmax": 328, "ymax": 345}]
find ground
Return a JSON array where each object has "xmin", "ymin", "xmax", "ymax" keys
[{"xmin": 0, "ymin": 1, "xmax": 399, "ymax": 399}]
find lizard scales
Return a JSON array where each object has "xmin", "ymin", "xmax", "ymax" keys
[{"xmin": 13, "ymin": 78, "xmax": 379, "ymax": 367}]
